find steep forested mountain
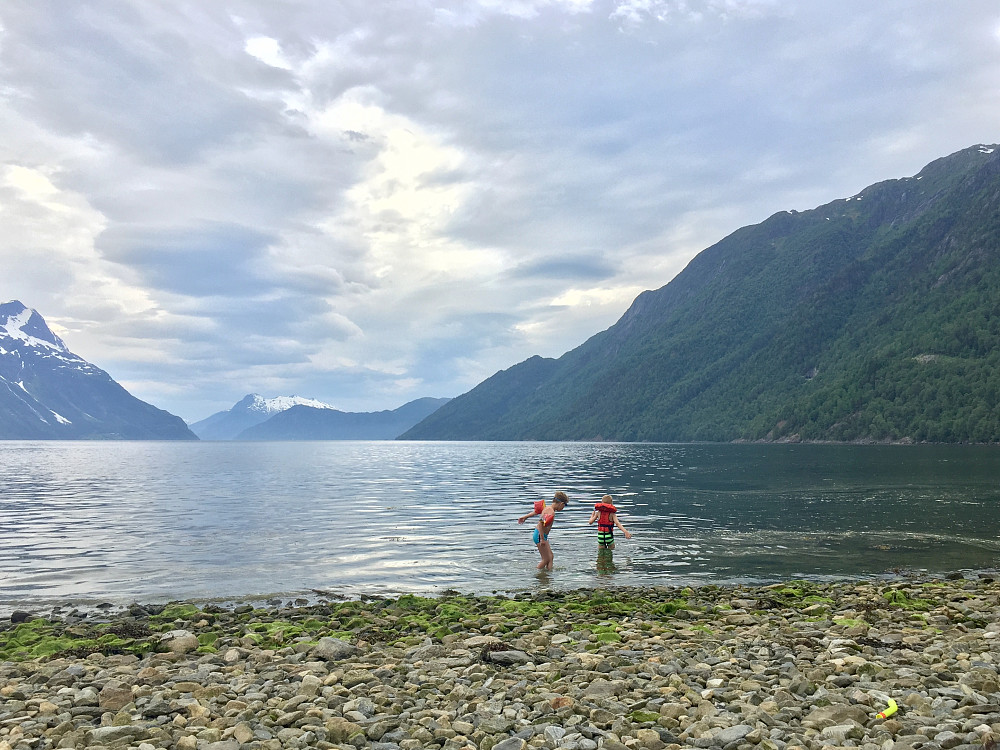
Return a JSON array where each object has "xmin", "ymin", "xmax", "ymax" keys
[{"xmin": 403, "ymin": 144, "xmax": 1000, "ymax": 443}]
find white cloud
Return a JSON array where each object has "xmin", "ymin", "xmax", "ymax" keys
[
  {"xmin": 244, "ymin": 36, "xmax": 293, "ymax": 69},
  {"xmin": 549, "ymin": 285, "xmax": 643, "ymax": 315},
  {"xmin": 610, "ymin": 0, "xmax": 778, "ymax": 27},
  {"xmin": 6, "ymin": 165, "xmax": 60, "ymax": 200},
  {"xmin": 0, "ymin": 164, "xmax": 154, "ymax": 319}
]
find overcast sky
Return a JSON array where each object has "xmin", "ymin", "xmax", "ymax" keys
[{"xmin": 2, "ymin": 1, "xmax": 998, "ymax": 422}]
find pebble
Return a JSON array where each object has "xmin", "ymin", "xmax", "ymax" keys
[{"xmin": 3, "ymin": 576, "xmax": 1000, "ymax": 750}]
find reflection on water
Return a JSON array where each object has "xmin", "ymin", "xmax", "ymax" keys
[
  {"xmin": 1, "ymin": 441, "xmax": 999, "ymax": 607},
  {"xmin": 595, "ymin": 549, "xmax": 617, "ymax": 577}
]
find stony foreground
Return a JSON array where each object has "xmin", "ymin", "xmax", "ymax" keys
[{"xmin": 2, "ymin": 576, "xmax": 1000, "ymax": 750}]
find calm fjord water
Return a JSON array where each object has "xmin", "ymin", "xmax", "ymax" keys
[{"xmin": 1, "ymin": 441, "xmax": 999, "ymax": 608}]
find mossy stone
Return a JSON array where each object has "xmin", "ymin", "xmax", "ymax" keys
[{"xmin": 630, "ymin": 711, "xmax": 660, "ymax": 723}]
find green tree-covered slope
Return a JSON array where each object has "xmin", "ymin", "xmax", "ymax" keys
[{"xmin": 403, "ymin": 144, "xmax": 1000, "ymax": 443}]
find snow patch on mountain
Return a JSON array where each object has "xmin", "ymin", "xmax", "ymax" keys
[
  {"xmin": 2, "ymin": 304, "xmax": 67, "ymax": 351},
  {"xmin": 246, "ymin": 394, "xmax": 336, "ymax": 415},
  {"xmin": 0, "ymin": 301, "xmax": 100, "ymax": 376}
]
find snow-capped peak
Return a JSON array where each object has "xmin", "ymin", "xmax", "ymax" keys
[
  {"xmin": 0, "ymin": 300, "xmax": 68, "ymax": 352},
  {"xmin": 241, "ymin": 393, "xmax": 336, "ymax": 415}
]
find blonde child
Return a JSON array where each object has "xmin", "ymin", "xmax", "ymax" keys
[{"xmin": 588, "ymin": 494, "xmax": 631, "ymax": 550}]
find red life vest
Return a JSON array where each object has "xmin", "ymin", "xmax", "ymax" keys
[
  {"xmin": 594, "ymin": 501, "xmax": 617, "ymax": 530},
  {"xmin": 534, "ymin": 500, "xmax": 555, "ymax": 527}
]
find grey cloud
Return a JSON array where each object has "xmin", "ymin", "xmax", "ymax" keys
[
  {"xmin": 0, "ymin": 3, "xmax": 285, "ymax": 164},
  {"xmin": 508, "ymin": 255, "xmax": 617, "ymax": 282},
  {"xmin": 407, "ymin": 310, "xmax": 522, "ymax": 377},
  {"xmin": 179, "ymin": 294, "xmax": 337, "ymax": 341},
  {"xmin": 98, "ymin": 223, "xmax": 276, "ymax": 297}
]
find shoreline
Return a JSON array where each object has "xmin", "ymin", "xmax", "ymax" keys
[
  {"xmin": 2, "ymin": 574, "xmax": 1000, "ymax": 750},
  {"xmin": 4, "ymin": 568, "xmax": 992, "ymax": 623}
]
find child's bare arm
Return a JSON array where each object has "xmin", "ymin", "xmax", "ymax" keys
[
  {"xmin": 518, "ymin": 509, "xmax": 539, "ymax": 524},
  {"xmin": 612, "ymin": 513, "xmax": 632, "ymax": 539},
  {"xmin": 587, "ymin": 510, "xmax": 598, "ymax": 525}
]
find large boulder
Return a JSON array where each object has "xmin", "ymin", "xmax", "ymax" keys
[
  {"xmin": 310, "ymin": 637, "xmax": 361, "ymax": 661},
  {"xmin": 802, "ymin": 703, "xmax": 870, "ymax": 730},
  {"xmin": 159, "ymin": 629, "xmax": 200, "ymax": 654}
]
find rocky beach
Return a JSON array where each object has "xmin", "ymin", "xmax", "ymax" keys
[{"xmin": 2, "ymin": 575, "xmax": 1000, "ymax": 750}]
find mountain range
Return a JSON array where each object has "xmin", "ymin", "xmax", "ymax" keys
[
  {"xmin": 189, "ymin": 394, "xmax": 336, "ymax": 440},
  {"xmin": 0, "ymin": 301, "xmax": 195, "ymax": 439},
  {"xmin": 8, "ymin": 142, "xmax": 1000, "ymax": 444},
  {"xmin": 403, "ymin": 143, "xmax": 1000, "ymax": 444},
  {"xmin": 190, "ymin": 394, "xmax": 450, "ymax": 440},
  {"xmin": 0, "ymin": 303, "xmax": 449, "ymax": 441}
]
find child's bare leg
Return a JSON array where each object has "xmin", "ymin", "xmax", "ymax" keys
[{"xmin": 537, "ymin": 540, "xmax": 552, "ymax": 569}]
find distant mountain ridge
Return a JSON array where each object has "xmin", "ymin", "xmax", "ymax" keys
[
  {"xmin": 236, "ymin": 397, "xmax": 451, "ymax": 440},
  {"xmin": 191, "ymin": 394, "xmax": 450, "ymax": 440},
  {"xmin": 0, "ymin": 300, "xmax": 195, "ymax": 439},
  {"xmin": 189, "ymin": 393, "xmax": 336, "ymax": 440},
  {"xmin": 403, "ymin": 144, "xmax": 1000, "ymax": 444}
]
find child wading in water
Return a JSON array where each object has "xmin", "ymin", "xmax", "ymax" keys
[
  {"xmin": 518, "ymin": 491, "xmax": 568, "ymax": 570},
  {"xmin": 588, "ymin": 494, "xmax": 631, "ymax": 550}
]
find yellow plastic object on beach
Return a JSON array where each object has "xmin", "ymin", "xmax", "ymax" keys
[{"xmin": 875, "ymin": 697, "xmax": 898, "ymax": 719}]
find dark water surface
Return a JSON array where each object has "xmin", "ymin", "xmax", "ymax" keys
[{"xmin": 1, "ymin": 441, "xmax": 999, "ymax": 608}]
